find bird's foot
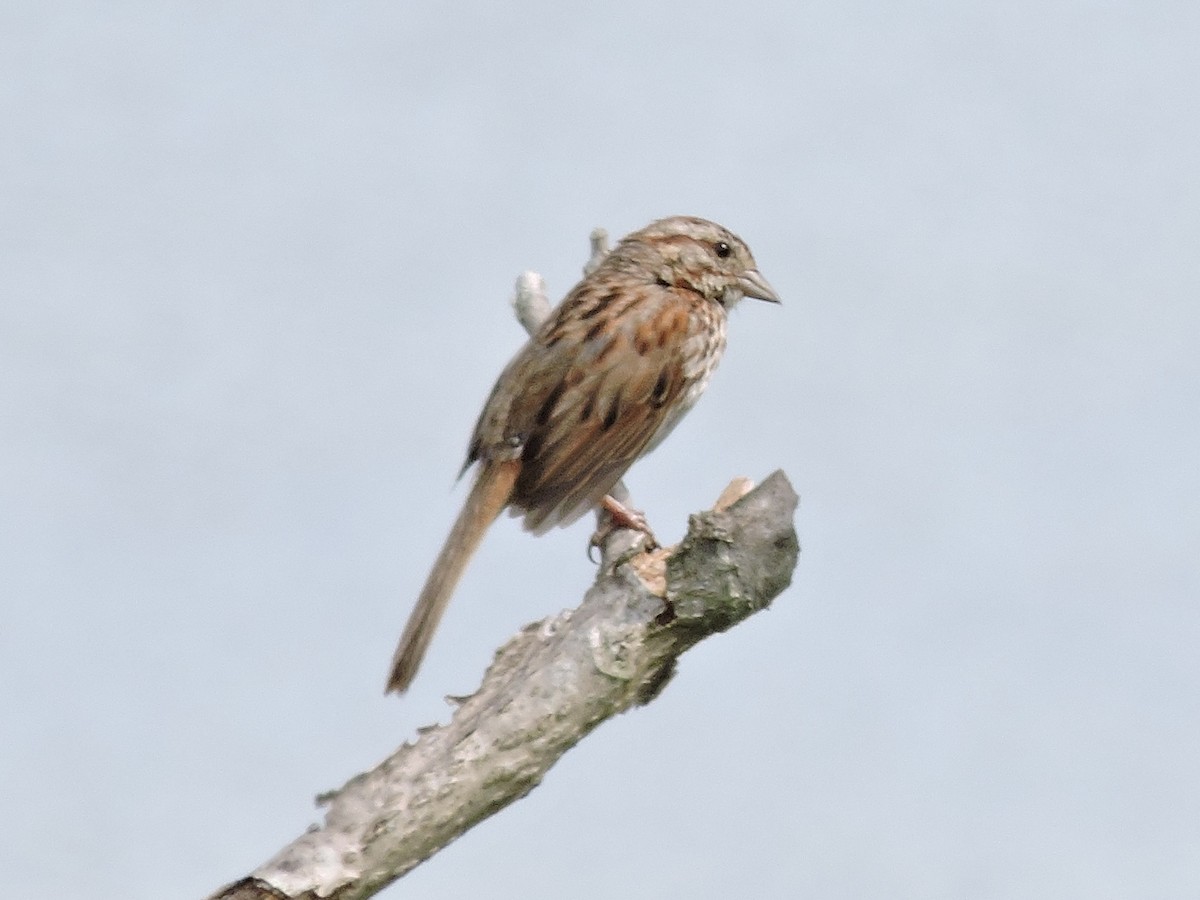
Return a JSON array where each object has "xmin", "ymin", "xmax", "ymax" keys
[{"xmin": 588, "ymin": 495, "xmax": 658, "ymax": 560}]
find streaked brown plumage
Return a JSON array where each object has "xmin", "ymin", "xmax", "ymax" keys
[{"xmin": 386, "ymin": 216, "xmax": 779, "ymax": 693}]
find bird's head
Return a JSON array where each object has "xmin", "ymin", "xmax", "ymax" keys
[{"xmin": 621, "ymin": 215, "xmax": 780, "ymax": 309}]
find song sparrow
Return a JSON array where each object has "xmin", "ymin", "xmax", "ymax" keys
[{"xmin": 386, "ymin": 216, "xmax": 779, "ymax": 693}]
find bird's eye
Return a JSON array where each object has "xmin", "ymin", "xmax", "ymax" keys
[{"xmin": 714, "ymin": 241, "xmax": 731, "ymax": 259}]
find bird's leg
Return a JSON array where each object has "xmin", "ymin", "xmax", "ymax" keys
[
  {"xmin": 599, "ymin": 494, "xmax": 655, "ymax": 537},
  {"xmin": 589, "ymin": 481, "xmax": 658, "ymax": 558}
]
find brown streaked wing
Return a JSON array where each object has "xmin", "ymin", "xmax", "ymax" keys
[{"xmin": 510, "ymin": 293, "xmax": 699, "ymax": 533}]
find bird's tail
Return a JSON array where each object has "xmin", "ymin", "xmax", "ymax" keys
[{"xmin": 385, "ymin": 460, "xmax": 519, "ymax": 694}]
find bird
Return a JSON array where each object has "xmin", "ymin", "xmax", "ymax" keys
[{"xmin": 386, "ymin": 215, "xmax": 779, "ymax": 693}]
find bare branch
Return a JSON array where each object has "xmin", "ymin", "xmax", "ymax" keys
[
  {"xmin": 208, "ymin": 226, "xmax": 799, "ymax": 900},
  {"xmin": 210, "ymin": 472, "xmax": 798, "ymax": 900},
  {"xmin": 583, "ymin": 226, "xmax": 610, "ymax": 275},
  {"xmin": 510, "ymin": 271, "xmax": 550, "ymax": 336}
]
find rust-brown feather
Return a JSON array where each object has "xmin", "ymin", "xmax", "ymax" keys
[
  {"xmin": 493, "ymin": 284, "xmax": 719, "ymax": 533},
  {"xmin": 386, "ymin": 459, "xmax": 519, "ymax": 693}
]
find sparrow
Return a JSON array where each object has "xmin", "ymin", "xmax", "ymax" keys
[{"xmin": 386, "ymin": 216, "xmax": 779, "ymax": 693}]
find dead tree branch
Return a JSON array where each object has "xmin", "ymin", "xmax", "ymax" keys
[
  {"xmin": 211, "ymin": 471, "xmax": 798, "ymax": 900},
  {"xmin": 209, "ymin": 226, "xmax": 799, "ymax": 900}
]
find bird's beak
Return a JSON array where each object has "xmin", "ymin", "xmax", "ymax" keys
[{"xmin": 738, "ymin": 269, "xmax": 781, "ymax": 303}]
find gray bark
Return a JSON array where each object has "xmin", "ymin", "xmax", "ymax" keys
[
  {"xmin": 208, "ymin": 228, "xmax": 799, "ymax": 899},
  {"xmin": 209, "ymin": 471, "xmax": 798, "ymax": 900}
]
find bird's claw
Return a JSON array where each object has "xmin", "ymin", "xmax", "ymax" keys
[{"xmin": 588, "ymin": 494, "xmax": 658, "ymax": 562}]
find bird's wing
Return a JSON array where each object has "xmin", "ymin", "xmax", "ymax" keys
[{"xmin": 471, "ymin": 287, "xmax": 710, "ymax": 534}]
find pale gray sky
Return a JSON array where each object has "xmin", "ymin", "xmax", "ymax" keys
[{"xmin": 3, "ymin": 3, "xmax": 1198, "ymax": 898}]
